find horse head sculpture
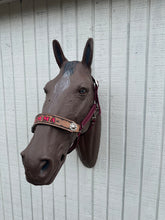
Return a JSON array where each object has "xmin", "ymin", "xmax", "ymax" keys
[{"xmin": 21, "ymin": 38, "xmax": 101, "ymax": 185}]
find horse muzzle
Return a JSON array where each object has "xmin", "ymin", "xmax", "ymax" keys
[{"xmin": 21, "ymin": 149, "xmax": 66, "ymax": 185}]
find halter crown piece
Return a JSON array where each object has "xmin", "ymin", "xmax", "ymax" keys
[{"xmin": 32, "ymin": 77, "xmax": 101, "ymax": 154}]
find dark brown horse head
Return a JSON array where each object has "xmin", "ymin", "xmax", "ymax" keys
[{"xmin": 21, "ymin": 38, "xmax": 101, "ymax": 185}]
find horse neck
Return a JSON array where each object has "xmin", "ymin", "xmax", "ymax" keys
[{"xmin": 76, "ymin": 114, "xmax": 101, "ymax": 168}]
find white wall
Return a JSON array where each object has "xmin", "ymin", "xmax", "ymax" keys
[{"xmin": 0, "ymin": 0, "xmax": 165, "ymax": 220}]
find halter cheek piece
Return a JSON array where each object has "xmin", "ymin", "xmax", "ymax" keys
[{"xmin": 32, "ymin": 77, "xmax": 101, "ymax": 154}]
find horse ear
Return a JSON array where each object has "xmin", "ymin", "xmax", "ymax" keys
[
  {"xmin": 82, "ymin": 38, "xmax": 93, "ymax": 68},
  {"xmin": 52, "ymin": 40, "xmax": 68, "ymax": 68}
]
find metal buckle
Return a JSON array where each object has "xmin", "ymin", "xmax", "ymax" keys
[
  {"xmin": 95, "ymin": 80, "xmax": 99, "ymax": 87},
  {"xmin": 93, "ymin": 78, "xmax": 99, "ymax": 88},
  {"xmin": 92, "ymin": 106, "xmax": 100, "ymax": 121}
]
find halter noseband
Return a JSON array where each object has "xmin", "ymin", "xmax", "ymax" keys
[{"xmin": 31, "ymin": 77, "xmax": 101, "ymax": 154}]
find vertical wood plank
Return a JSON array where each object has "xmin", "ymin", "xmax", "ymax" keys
[
  {"xmin": 108, "ymin": 0, "xmax": 129, "ymax": 219},
  {"xmin": 93, "ymin": 0, "xmax": 110, "ymax": 219},
  {"xmin": 140, "ymin": 1, "xmax": 165, "ymax": 220},
  {"xmin": 123, "ymin": 1, "xmax": 149, "ymax": 219},
  {"xmin": 0, "ymin": 171, "xmax": 4, "ymax": 220},
  {"xmin": 158, "ymin": 117, "xmax": 165, "ymax": 220},
  {"xmin": 47, "ymin": 0, "xmax": 62, "ymax": 79},
  {"xmin": 34, "ymin": 0, "xmax": 49, "ymax": 111},
  {"xmin": 0, "ymin": 4, "xmax": 23, "ymax": 220},
  {"xmin": 47, "ymin": 0, "xmax": 66, "ymax": 219},
  {"xmin": 77, "ymin": 1, "xmax": 93, "ymax": 220},
  {"xmin": 21, "ymin": 0, "xmax": 43, "ymax": 219},
  {"xmin": 10, "ymin": 1, "xmax": 33, "ymax": 219},
  {"xmin": 153, "ymin": 3, "xmax": 165, "ymax": 219},
  {"xmin": 62, "ymin": 0, "xmax": 78, "ymax": 219},
  {"xmin": 33, "ymin": 0, "xmax": 54, "ymax": 219},
  {"xmin": 0, "ymin": 103, "xmax": 13, "ymax": 220},
  {"xmin": 0, "ymin": 9, "xmax": 13, "ymax": 219}
]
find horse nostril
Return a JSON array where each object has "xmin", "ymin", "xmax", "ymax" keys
[
  {"xmin": 41, "ymin": 159, "xmax": 50, "ymax": 171},
  {"xmin": 60, "ymin": 154, "xmax": 65, "ymax": 162}
]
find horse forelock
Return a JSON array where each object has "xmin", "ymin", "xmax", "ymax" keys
[{"xmin": 63, "ymin": 61, "xmax": 79, "ymax": 76}]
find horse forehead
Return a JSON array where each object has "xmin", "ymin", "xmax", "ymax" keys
[{"xmin": 47, "ymin": 62, "xmax": 90, "ymax": 89}]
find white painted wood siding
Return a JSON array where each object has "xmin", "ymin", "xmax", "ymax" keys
[{"xmin": 0, "ymin": 0, "xmax": 165, "ymax": 220}]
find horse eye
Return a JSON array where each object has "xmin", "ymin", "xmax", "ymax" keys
[{"xmin": 79, "ymin": 87, "xmax": 87, "ymax": 95}]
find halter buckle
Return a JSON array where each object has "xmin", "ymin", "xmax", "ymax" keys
[{"xmin": 92, "ymin": 106, "xmax": 100, "ymax": 121}]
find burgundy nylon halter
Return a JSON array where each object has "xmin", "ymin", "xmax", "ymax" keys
[{"xmin": 67, "ymin": 77, "xmax": 101, "ymax": 154}]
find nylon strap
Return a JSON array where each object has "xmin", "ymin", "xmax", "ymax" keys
[{"xmin": 67, "ymin": 78, "xmax": 101, "ymax": 154}]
